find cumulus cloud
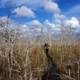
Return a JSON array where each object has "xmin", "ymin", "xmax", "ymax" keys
[
  {"xmin": 43, "ymin": 0, "xmax": 61, "ymax": 14},
  {"xmin": 21, "ymin": 19, "xmax": 61, "ymax": 33},
  {"xmin": 0, "ymin": 16, "xmax": 9, "ymax": 22},
  {"xmin": 13, "ymin": 6, "xmax": 35, "ymax": 18},
  {"xmin": 64, "ymin": 17, "xmax": 80, "ymax": 28},
  {"xmin": 27, "ymin": 20, "xmax": 43, "ymax": 32},
  {"xmin": 0, "ymin": 0, "xmax": 80, "ymax": 35},
  {"xmin": 44, "ymin": 20, "xmax": 61, "ymax": 32},
  {"xmin": 54, "ymin": 14, "xmax": 66, "ymax": 20},
  {"xmin": 0, "ymin": 16, "xmax": 12, "ymax": 26},
  {"xmin": 44, "ymin": 20, "xmax": 56, "ymax": 28},
  {"xmin": 29, "ymin": 20, "xmax": 42, "ymax": 27},
  {"xmin": 42, "ymin": 0, "xmax": 67, "ymax": 27},
  {"xmin": 0, "ymin": 16, "xmax": 18, "ymax": 29}
]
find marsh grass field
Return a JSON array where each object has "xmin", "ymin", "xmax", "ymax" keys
[
  {"xmin": 0, "ymin": 0, "xmax": 80, "ymax": 79},
  {"xmin": 0, "ymin": 37, "xmax": 80, "ymax": 80}
]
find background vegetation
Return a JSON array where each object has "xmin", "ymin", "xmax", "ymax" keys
[{"xmin": 0, "ymin": 18, "xmax": 80, "ymax": 80}]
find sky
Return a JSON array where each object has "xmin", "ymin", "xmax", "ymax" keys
[{"xmin": 0, "ymin": 0, "xmax": 80, "ymax": 37}]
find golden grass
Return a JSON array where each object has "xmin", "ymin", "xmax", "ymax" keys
[{"xmin": 0, "ymin": 40, "xmax": 80, "ymax": 80}]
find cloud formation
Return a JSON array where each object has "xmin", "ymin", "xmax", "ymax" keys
[
  {"xmin": 64, "ymin": 17, "xmax": 80, "ymax": 28},
  {"xmin": 0, "ymin": 0, "xmax": 48, "ymax": 8},
  {"xmin": 0, "ymin": 0, "xmax": 80, "ymax": 37},
  {"xmin": 0, "ymin": 16, "xmax": 12, "ymax": 26},
  {"xmin": 13, "ymin": 6, "xmax": 35, "ymax": 18},
  {"xmin": 43, "ymin": 0, "xmax": 61, "ymax": 14}
]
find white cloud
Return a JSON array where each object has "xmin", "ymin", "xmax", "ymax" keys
[
  {"xmin": 64, "ymin": 17, "xmax": 80, "ymax": 28},
  {"xmin": 27, "ymin": 20, "xmax": 43, "ymax": 32},
  {"xmin": 17, "ymin": 0, "xmax": 49, "ymax": 8},
  {"xmin": 29, "ymin": 20, "xmax": 42, "ymax": 27},
  {"xmin": 22, "ymin": 19, "xmax": 61, "ymax": 33},
  {"xmin": 28, "ymin": 20, "xmax": 42, "ymax": 29},
  {"xmin": 44, "ymin": 20, "xmax": 56, "ymax": 28},
  {"xmin": 42, "ymin": 0, "xmax": 66, "ymax": 27},
  {"xmin": 13, "ymin": 6, "xmax": 35, "ymax": 18},
  {"xmin": 17, "ymin": 20, "xmax": 43, "ymax": 34},
  {"xmin": 18, "ymin": 17, "xmax": 80, "ymax": 38},
  {"xmin": 43, "ymin": 1, "xmax": 61, "ymax": 14},
  {"xmin": 0, "ymin": 0, "xmax": 48, "ymax": 8},
  {"xmin": 1, "ymin": 0, "xmax": 80, "ymax": 34},
  {"xmin": 54, "ymin": 14, "xmax": 66, "ymax": 20},
  {"xmin": 0, "ymin": 16, "xmax": 18, "ymax": 29},
  {"xmin": 43, "ymin": 20, "xmax": 61, "ymax": 33},
  {"xmin": 0, "ymin": 16, "xmax": 12, "ymax": 26},
  {"xmin": 21, "ymin": 24, "xmax": 30, "ymax": 32},
  {"xmin": 0, "ymin": 16, "xmax": 9, "ymax": 22}
]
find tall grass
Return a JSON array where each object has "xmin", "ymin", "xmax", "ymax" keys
[
  {"xmin": 0, "ymin": 22, "xmax": 80, "ymax": 80},
  {"xmin": 0, "ymin": 39, "xmax": 80, "ymax": 80}
]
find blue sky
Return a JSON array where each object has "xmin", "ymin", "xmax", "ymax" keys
[
  {"xmin": 0, "ymin": 0, "xmax": 80, "ymax": 34},
  {"xmin": 0, "ymin": 0, "xmax": 80, "ymax": 23},
  {"xmin": 56, "ymin": 0, "xmax": 80, "ymax": 17}
]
